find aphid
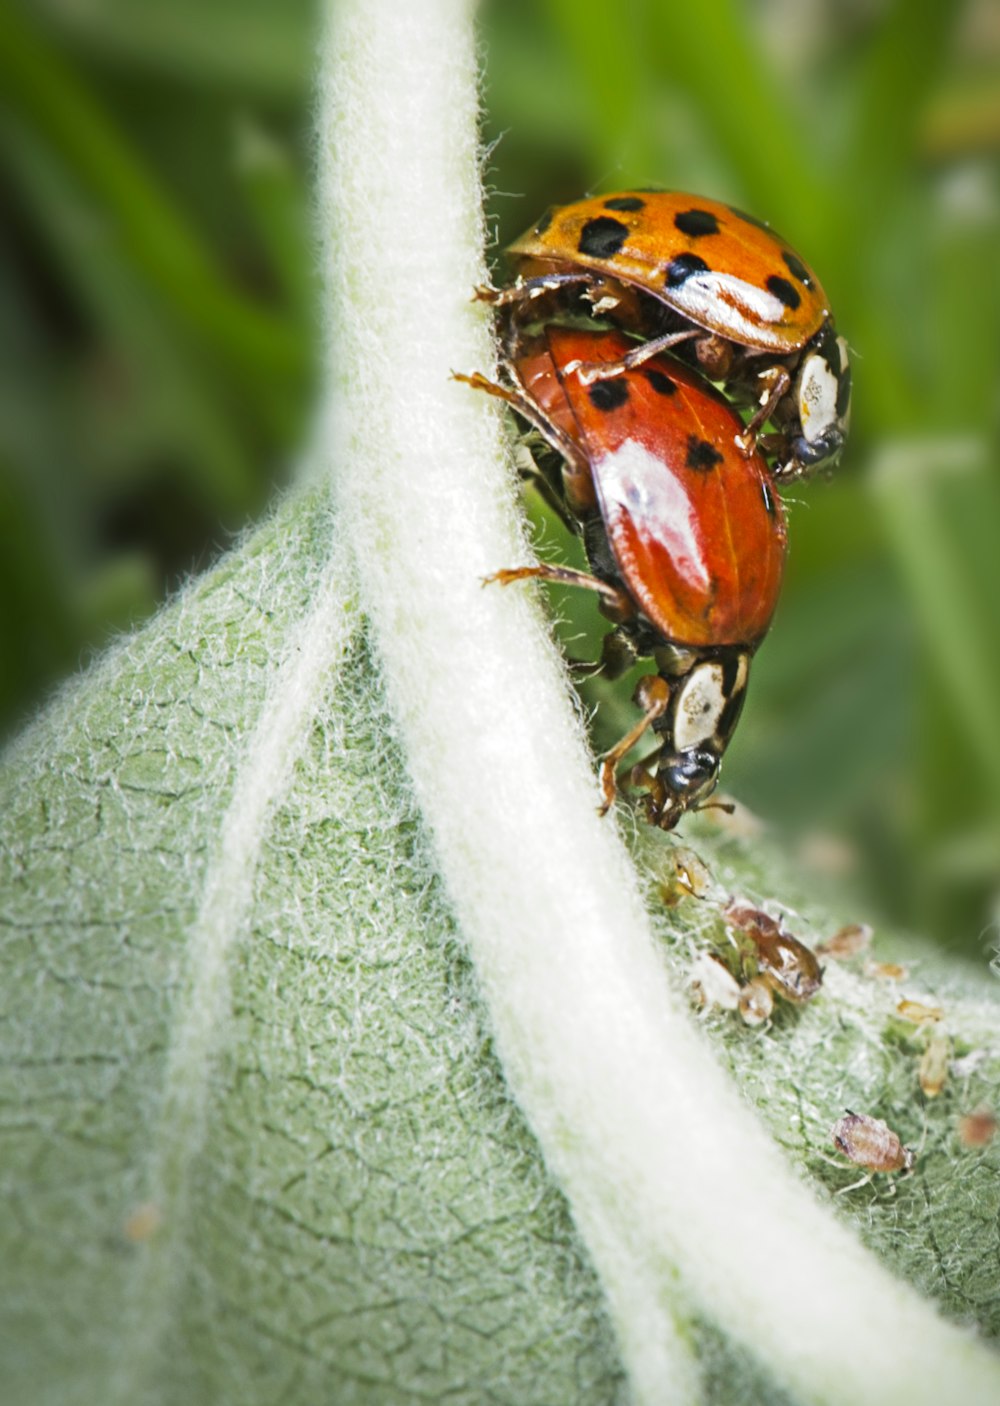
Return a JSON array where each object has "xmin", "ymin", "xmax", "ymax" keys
[
  {"xmin": 830, "ymin": 1111, "xmax": 916, "ymax": 1193},
  {"xmin": 815, "ymin": 922, "xmax": 873, "ymax": 961},
  {"xmin": 919, "ymin": 1029, "xmax": 951, "ymax": 1099},
  {"xmin": 725, "ymin": 902, "xmax": 823, "ymax": 1004},
  {"xmin": 457, "ymin": 325, "xmax": 787, "ymax": 828},
  {"xmin": 738, "ymin": 975, "xmax": 774, "ymax": 1027},
  {"xmin": 958, "ymin": 1108, "xmax": 997, "ymax": 1149},
  {"xmin": 897, "ymin": 998, "xmax": 944, "ymax": 1026},
  {"xmin": 689, "ymin": 952, "xmax": 741, "ymax": 1012},
  {"xmin": 123, "ymin": 1201, "xmax": 163, "ymax": 1244},
  {"xmin": 659, "ymin": 847, "xmax": 720, "ymax": 906},
  {"xmin": 488, "ymin": 190, "xmax": 851, "ymax": 480},
  {"xmin": 864, "ymin": 960, "xmax": 908, "ymax": 982}
]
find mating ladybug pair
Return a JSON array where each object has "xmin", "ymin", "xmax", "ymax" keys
[{"xmin": 459, "ymin": 191, "xmax": 851, "ymax": 829}]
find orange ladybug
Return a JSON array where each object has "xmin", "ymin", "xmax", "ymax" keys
[
  {"xmin": 488, "ymin": 191, "xmax": 850, "ymax": 482},
  {"xmin": 456, "ymin": 325, "xmax": 787, "ymax": 829}
]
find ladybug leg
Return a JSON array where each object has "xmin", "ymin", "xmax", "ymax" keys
[
  {"xmin": 512, "ymin": 444, "xmax": 580, "ymax": 535},
  {"xmin": 473, "ymin": 272, "xmax": 594, "ymax": 309},
  {"xmin": 573, "ymin": 330, "xmax": 700, "ymax": 386},
  {"xmin": 735, "ymin": 366, "xmax": 791, "ymax": 456},
  {"xmin": 454, "ymin": 369, "xmax": 595, "ymax": 516},
  {"xmin": 566, "ymin": 627, "xmax": 637, "ymax": 682},
  {"xmin": 453, "ymin": 370, "xmax": 587, "ymax": 484},
  {"xmin": 483, "ymin": 564, "xmax": 634, "ymax": 616},
  {"xmin": 598, "ymin": 675, "xmax": 670, "ymax": 816}
]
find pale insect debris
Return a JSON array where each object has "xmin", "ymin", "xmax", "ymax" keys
[
  {"xmin": 897, "ymin": 997, "xmax": 944, "ymax": 1026},
  {"xmin": 863, "ymin": 959, "xmax": 908, "ymax": 982},
  {"xmin": 918, "ymin": 1028, "xmax": 951, "ymax": 1099},
  {"xmin": 815, "ymin": 922, "xmax": 873, "ymax": 961},
  {"xmin": 689, "ymin": 951, "xmax": 741, "ymax": 1013}
]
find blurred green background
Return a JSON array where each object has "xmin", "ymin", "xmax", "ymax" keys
[{"xmin": 2, "ymin": 0, "xmax": 999, "ymax": 956}]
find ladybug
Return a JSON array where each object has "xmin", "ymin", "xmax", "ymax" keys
[
  {"xmin": 485, "ymin": 191, "xmax": 851, "ymax": 482},
  {"xmin": 456, "ymin": 325, "xmax": 787, "ymax": 829}
]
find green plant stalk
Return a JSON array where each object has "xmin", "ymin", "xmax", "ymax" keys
[{"xmin": 318, "ymin": 2, "xmax": 1000, "ymax": 1403}]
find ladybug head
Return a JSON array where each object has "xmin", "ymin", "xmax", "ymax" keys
[
  {"xmin": 661, "ymin": 748, "xmax": 719, "ymax": 800},
  {"xmin": 643, "ymin": 649, "xmax": 750, "ymax": 829}
]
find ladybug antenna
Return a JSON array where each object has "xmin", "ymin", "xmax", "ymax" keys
[{"xmin": 694, "ymin": 798, "xmax": 736, "ymax": 817}]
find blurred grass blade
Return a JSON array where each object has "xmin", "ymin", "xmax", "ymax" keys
[
  {"xmin": 235, "ymin": 117, "xmax": 316, "ymax": 327},
  {"xmin": 872, "ymin": 441, "xmax": 1000, "ymax": 798},
  {"xmin": 31, "ymin": 0, "xmax": 313, "ymax": 99},
  {"xmin": 0, "ymin": 2, "xmax": 305, "ymax": 386},
  {"xmin": 643, "ymin": 0, "xmax": 833, "ymax": 237},
  {"xmin": 0, "ymin": 115, "xmax": 256, "ymax": 516},
  {"xmin": 844, "ymin": 0, "xmax": 960, "ymax": 199},
  {"xmin": 542, "ymin": 0, "xmax": 658, "ymax": 179}
]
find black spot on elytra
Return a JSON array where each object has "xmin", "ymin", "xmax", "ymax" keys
[
  {"xmin": 578, "ymin": 216, "xmax": 629, "ymax": 258},
  {"xmin": 644, "ymin": 368, "xmax": 677, "ymax": 397},
  {"xmin": 533, "ymin": 207, "xmax": 553, "ymax": 236},
  {"xmin": 761, "ymin": 480, "xmax": 776, "ymax": 517},
  {"xmin": 674, "ymin": 208, "xmax": 719, "ymax": 238},
  {"xmin": 665, "ymin": 253, "xmax": 709, "ymax": 287},
  {"xmin": 588, "ymin": 378, "xmax": 630, "ymax": 412},
  {"xmin": 603, "ymin": 195, "xmax": 645, "ymax": 212},
  {"xmin": 766, "ymin": 274, "xmax": 801, "ymax": 310},
  {"xmin": 782, "ymin": 249, "xmax": 812, "ymax": 286},
  {"xmin": 685, "ymin": 435, "xmax": 723, "ymax": 471}
]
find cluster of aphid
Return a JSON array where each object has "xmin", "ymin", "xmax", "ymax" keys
[
  {"xmin": 459, "ymin": 190, "xmax": 851, "ymax": 828},
  {"xmin": 668, "ymin": 853, "xmax": 997, "ymax": 1193}
]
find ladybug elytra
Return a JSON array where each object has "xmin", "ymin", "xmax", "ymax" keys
[
  {"xmin": 457, "ymin": 325, "xmax": 787, "ymax": 829},
  {"xmin": 488, "ymin": 191, "xmax": 851, "ymax": 482}
]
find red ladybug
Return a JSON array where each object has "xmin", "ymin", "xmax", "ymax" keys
[
  {"xmin": 486, "ymin": 191, "xmax": 850, "ymax": 482},
  {"xmin": 457, "ymin": 325, "xmax": 787, "ymax": 829}
]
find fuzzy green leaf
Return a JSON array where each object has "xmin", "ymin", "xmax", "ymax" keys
[
  {"xmin": 0, "ymin": 491, "xmax": 627, "ymax": 1406},
  {"xmin": 2, "ymin": 484, "xmax": 999, "ymax": 1406}
]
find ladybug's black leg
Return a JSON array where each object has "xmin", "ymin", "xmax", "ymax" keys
[
  {"xmin": 735, "ymin": 366, "xmax": 791, "ymax": 456},
  {"xmin": 483, "ymin": 564, "xmax": 634, "ymax": 617},
  {"xmin": 512, "ymin": 443, "xmax": 580, "ymax": 535},
  {"xmin": 574, "ymin": 330, "xmax": 700, "ymax": 385},
  {"xmin": 567, "ymin": 626, "xmax": 637, "ymax": 681},
  {"xmin": 598, "ymin": 675, "xmax": 671, "ymax": 816}
]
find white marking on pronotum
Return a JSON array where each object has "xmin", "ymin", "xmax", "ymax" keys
[
  {"xmin": 798, "ymin": 352, "xmax": 840, "ymax": 442},
  {"xmin": 595, "ymin": 439, "xmax": 711, "ymax": 589},
  {"xmin": 733, "ymin": 651, "xmax": 749, "ymax": 694},
  {"xmin": 673, "ymin": 662, "xmax": 728, "ymax": 750}
]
